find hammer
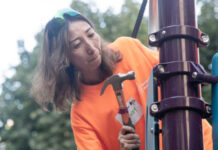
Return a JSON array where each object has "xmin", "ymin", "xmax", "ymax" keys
[
  {"xmin": 101, "ymin": 71, "xmax": 139, "ymax": 150},
  {"xmin": 100, "ymin": 71, "xmax": 136, "ymax": 128}
]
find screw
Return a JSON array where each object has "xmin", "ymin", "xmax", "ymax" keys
[
  {"xmin": 151, "ymin": 104, "xmax": 159, "ymax": 112},
  {"xmin": 201, "ymin": 34, "xmax": 209, "ymax": 43},
  {"xmin": 149, "ymin": 34, "xmax": 156, "ymax": 42},
  {"xmin": 153, "ymin": 77, "xmax": 158, "ymax": 83},
  {"xmin": 206, "ymin": 105, "xmax": 211, "ymax": 114},
  {"xmin": 192, "ymin": 72, "xmax": 198, "ymax": 79},
  {"xmin": 150, "ymin": 128, "xmax": 154, "ymax": 134},
  {"xmin": 158, "ymin": 65, "xmax": 165, "ymax": 73},
  {"xmin": 162, "ymin": 30, "xmax": 166, "ymax": 35}
]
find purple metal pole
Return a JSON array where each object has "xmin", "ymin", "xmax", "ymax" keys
[{"xmin": 158, "ymin": 0, "xmax": 203, "ymax": 150}]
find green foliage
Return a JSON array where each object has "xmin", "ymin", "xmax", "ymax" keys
[
  {"xmin": 96, "ymin": 0, "xmax": 148, "ymax": 42},
  {"xmin": 70, "ymin": 0, "xmax": 148, "ymax": 43},
  {"xmin": 0, "ymin": 32, "xmax": 77, "ymax": 150},
  {"xmin": 0, "ymin": 0, "xmax": 147, "ymax": 149}
]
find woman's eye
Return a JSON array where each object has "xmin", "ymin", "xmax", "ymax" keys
[
  {"xmin": 73, "ymin": 43, "xmax": 80, "ymax": 49},
  {"xmin": 88, "ymin": 33, "xmax": 94, "ymax": 38}
]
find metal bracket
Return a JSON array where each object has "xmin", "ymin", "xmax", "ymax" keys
[
  {"xmin": 148, "ymin": 25, "xmax": 209, "ymax": 47},
  {"xmin": 150, "ymin": 96, "xmax": 211, "ymax": 118},
  {"xmin": 153, "ymin": 61, "xmax": 218, "ymax": 84}
]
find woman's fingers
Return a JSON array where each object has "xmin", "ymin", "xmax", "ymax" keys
[
  {"xmin": 120, "ymin": 138, "xmax": 141, "ymax": 144},
  {"xmin": 120, "ymin": 139, "xmax": 141, "ymax": 150},
  {"xmin": 124, "ymin": 143, "xmax": 141, "ymax": 150},
  {"xmin": 118, "ymin": 125, "xmax": 141, "ymax": 150},
  {"xmin": 120, "ymin": 133, "xmax": 140, "ymax": 140},
  {"xmin": 120, "ymin": 125, "xmax": 135, "ymax": 135}
]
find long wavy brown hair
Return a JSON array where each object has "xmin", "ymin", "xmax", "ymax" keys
[{"xmin": 31, "ymin": 15, "xmax": 122, "ymax": 111}]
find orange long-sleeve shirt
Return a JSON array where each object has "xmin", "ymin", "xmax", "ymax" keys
[{"xmin": 71, "ymin": 37, "xmax": 212, "ymax": 150}]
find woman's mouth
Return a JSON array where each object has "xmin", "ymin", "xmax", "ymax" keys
[{"xmin": 88, "ymin": 55, "xmax": 98, "ymax": 62}]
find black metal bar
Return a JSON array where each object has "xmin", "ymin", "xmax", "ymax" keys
[{"xmin": 131, "ymin": 0, "xmax": 148, "ymax": 38}]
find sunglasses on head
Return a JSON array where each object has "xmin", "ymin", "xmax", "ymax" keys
[
  {"xmin": 54, "ymin": 8, "xmax": 81, "ymax": 19},
  {"xmin": 47, "ymin": 9, "xmax": 81, "ymax": 38}
]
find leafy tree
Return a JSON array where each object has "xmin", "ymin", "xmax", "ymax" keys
[
  {"xmin": 96, "ymin": 0, "xmax": 148, "ymax": 42},
  {"xmin": 70, "ymin": 0, "xmax": 148, "ymax": 42}
]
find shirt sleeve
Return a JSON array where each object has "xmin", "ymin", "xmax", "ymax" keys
[
  {"xmin": 111, "ymin": 37, "xmax": 159, "ymax": 68},
  {"xmin": 202, "ymin": 119, "xmax": 213, "ymax": 150},
  {"xmin": 131, "ymin": 38, "xmax": 159, "ymax": 67}
]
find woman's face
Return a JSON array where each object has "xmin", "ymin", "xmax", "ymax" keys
[{"xmin": 67, "ymin": 20, "xmax": 102, "ymax": 73}]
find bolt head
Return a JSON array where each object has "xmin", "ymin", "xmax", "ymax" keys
[
  {"xmin": 153, "ymin": 77, "xmax": 158, "ymax": 83},
  {"xmin": 151, "ymin": 104, "xmax": 158, "ymax": 112},
  {"xmin": 192, "ymin": 72, "xmax": 198, "ymax": 79},
  {"xmin": 201, "ymin": 34, "xmax": 209, "ymax": 43},
  {"xmin": 149, "ymin": 34, "xmax": 156, "ymax": 42},
  {"xmin": 150, "ymin": 128, "xmax": 154, "ymax": 134},
  {"xmin": 158, "ymin": 65, "xmax": 165, "ymax": 73},
  {"xmin": 162, "ymin": 30, "xmax": 166, "ymax": 35},
  {"xmin": 206, "ymin": 105, "xmax": 211, "ymax": 114}
]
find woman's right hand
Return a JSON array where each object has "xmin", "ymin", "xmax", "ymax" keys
[{"xmin": 118, "ymin": 125, "xmax": 141, "ymax": 150}]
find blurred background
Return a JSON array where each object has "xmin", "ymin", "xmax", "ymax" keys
[{"xmin": 0, "ymin": 0, "xmax": 217, "ymax": 149}]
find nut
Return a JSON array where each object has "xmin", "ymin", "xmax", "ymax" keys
[
  {"xmin": 201, "ymin": 34, "xmax": 209, "ymax": 43},
  {"xmin": 192, "ymin": 72, "xmax": 198, "ymax": 79},
  {"xmin": 162, "ymin": 30, "xmax": 166, "ymax": 35},
  {"xmin": 158, "ymin": 65, "xmax": 165, "ymax": 73},
  {"xmin": 151, "ymin": 104, "xmax": 159, "ymax": 112},
  {"xmin": 149, "ymin": 34, "xmax": 156, "ymax": 42}
]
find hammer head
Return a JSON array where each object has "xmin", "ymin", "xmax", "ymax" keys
[{"xmin": 100, "ymin": 71, "xmax": 135, "ymax": 95}]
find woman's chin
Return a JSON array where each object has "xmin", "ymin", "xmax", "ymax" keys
[{"xmin": 88, "ymin": 55, "xmax": 102, "ymax": 70}]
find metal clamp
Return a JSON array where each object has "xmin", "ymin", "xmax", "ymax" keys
[
  {"xmin": 153, "ymin": 61, "xmax": 218, "ymax": 84},
  {"xmin": 150, "ymin": 96, "xmax": 211, "ymax": 118},
  {"xmin": 148, "ymin": 25, "xmax": 209, "ymax": 47}
]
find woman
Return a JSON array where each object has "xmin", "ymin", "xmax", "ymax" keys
[{"xmin": 31, "ymin": 8, "xmax": 212, "ymax": 150}]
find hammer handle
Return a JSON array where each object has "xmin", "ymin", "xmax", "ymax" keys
[
  {"xmin": 116, "ymin": 90, "xmax": 133, "ymax": 124},
  {"xmin": 116, "ymin": 91, "xmax": 139, "ymax": 150}
]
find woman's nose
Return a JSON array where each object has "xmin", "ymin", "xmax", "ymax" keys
[{"xmin": 85, "ymin": 41, "xmax": 95, "ymax": 55}]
